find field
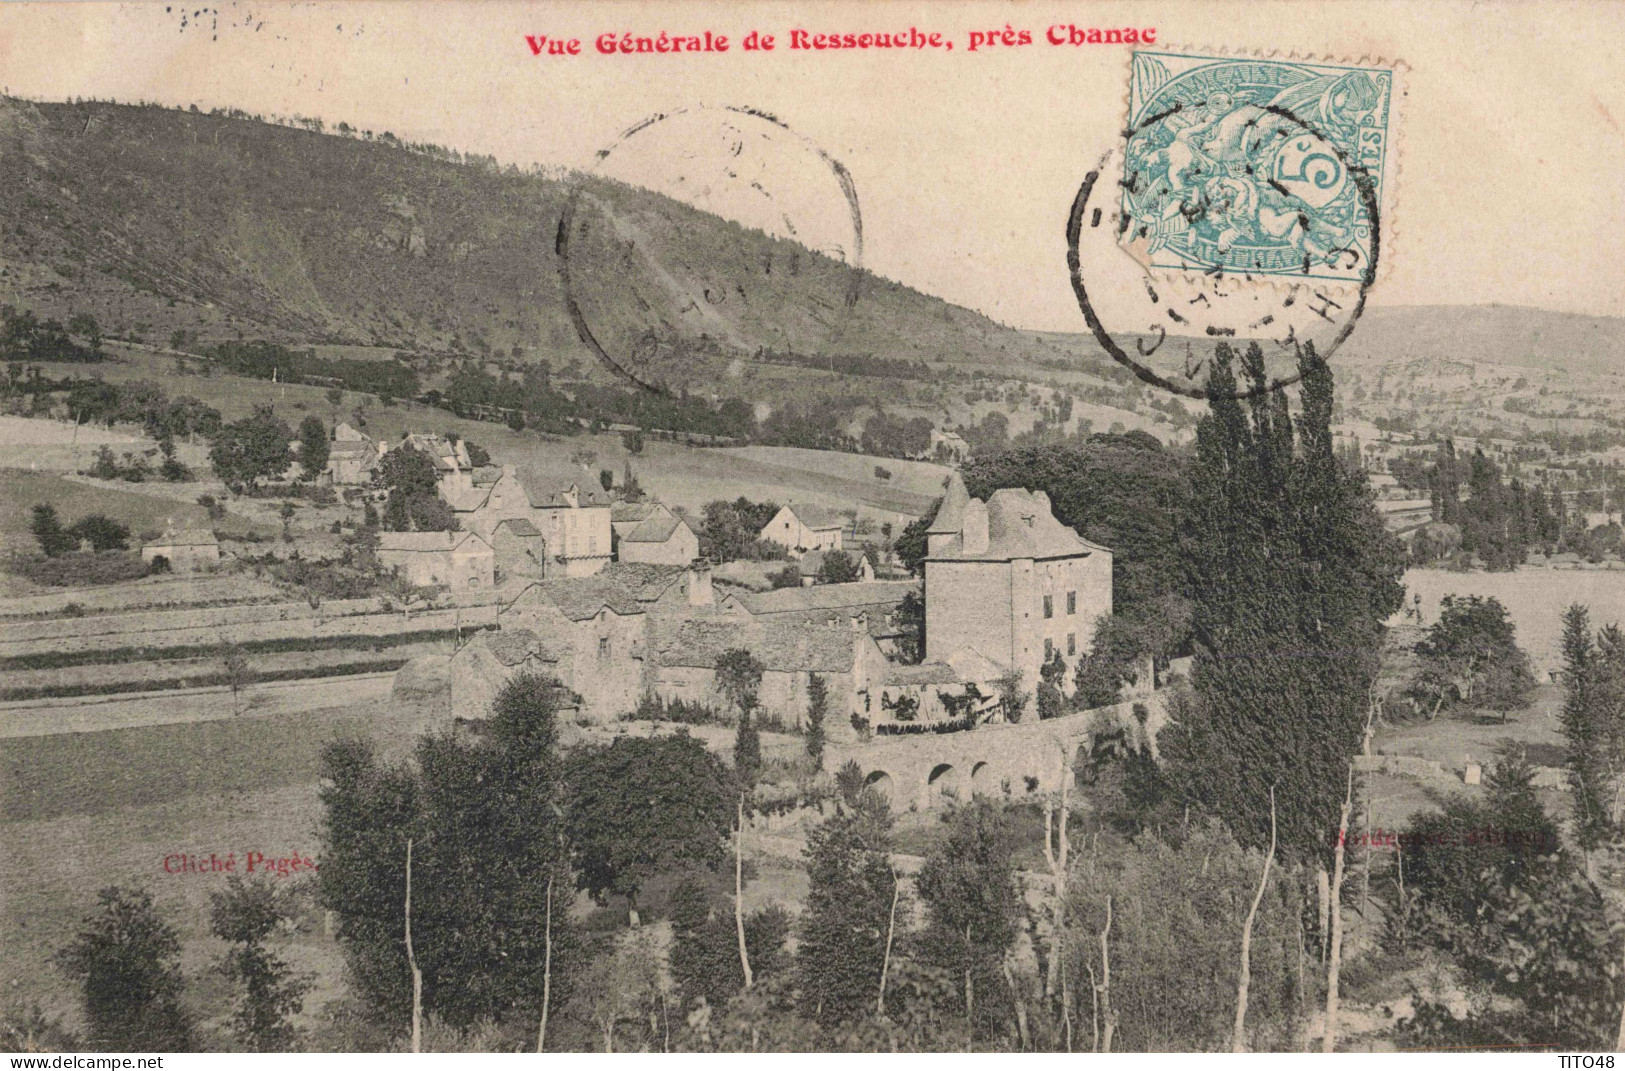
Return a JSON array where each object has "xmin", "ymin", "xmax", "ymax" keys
[{"xmin": 1399, "ymin": 565, "xmax": 1625, "ymax": 675}]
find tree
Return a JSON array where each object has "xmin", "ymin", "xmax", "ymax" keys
[
  {"xmin": 993, "ymin": 668, "xmax": 1028, "ymax": 724},
  {"xmin": 894, "ymin": 500, "xmax": 936, "ymax": 577},
  {"xmin": 30, "ymin": 504, "xmax": 76, "ymax": 557},
  {"xmin": 669, "ymin": 873, "xmax": 791, "ymax": 1009},
  {"xmin": 68, "ymin": 515, "xmax": 130, "ymax": 552},
  {"xmin": 914, "ymin": 799, "xmax": 1022, "ymax": 1036},
  {"xmin": 798, "ymin": 790, "xmax": 897, "ymax": 1025},
  {"xmin": 894, "ymin": 588, "xmax": 926, "ymax": 664},
  {"xmin": 734, "ymin": 706, "xmax": 762, "ymax": 793},
  {"xmin": 697, "ymin": 498, "xmax": 780, "ymax": 562},
  {"xmin": 816, "ymin": 549, "xmax": 859, "ymax": 585},
  {"xmin": 210, "ymin": 877, "xmax": 312, "ymax": 1051},
  {"xmin": 715, "ymin": 648, "xmax": 765, "ymax": 716},
  {"xmin": 56, "ymin": 887, "xmax": 193, "ymax": 1051},
  {"xmin": 298, "ymin": 416, "xmax": 330, "ymax": 481},
  {"xmin": 621, "ymin": 428, "xmax": 645, "ymax": 455},
  {"xmin": 805, "ymin": 674, "xmax": 829, "ymax": 772},
  {"xmin": 222, "ymin": 644, "xmax": 250, "ymax": 715},
  {"xmin": 1162, "ymin": 342, "xmax": 1405, "ymax": 860},
  {"xmin": 1397, "ymin": 744, "xmax": 1621, "ymax": 1049},
  {"xmin": 68, "ymin": 312, "xmax": 102, "ymax": 352},
  {"xmin": 1414, "ymin": 595, "xmax": 1536, "ymax": 721},
  {"xmin": 375, "ymin": 444, "xmax": 455, "ymax": 532},
  {"xmin": 319, "ymin": 671, "xmax": 581, "ymax": 1029},
  {"xmin": 563, "ymin": 734, "xmax": 734, "ymax": 908},
  {"xmin": 210, "ymin": 407, "xmax": 293, "ymax": 490},
  {"xmin": 768, "ymin": 563, "xmax": 802, "ymax": 589}
]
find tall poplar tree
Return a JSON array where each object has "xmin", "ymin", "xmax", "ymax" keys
[{"xmin": 1164, "ymin": 342, "xmax": 1405, "ymax": 860}]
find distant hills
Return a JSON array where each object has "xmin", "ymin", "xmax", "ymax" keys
[
  {"xmin": 1333, "ymin": 304, "xmax": 1625, "ymax": 377},
  {"xmin": 1, "ymin": 96, "xmax": 1618, "ymax": 395},
  {"xmin": 0, "ymin": 96, "xmax": 1121, "ymax": 390}
]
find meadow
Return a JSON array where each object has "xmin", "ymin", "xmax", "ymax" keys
[{"xmin": 1399, "ymin": 565, "xmax": 1625, "ymax": 675}]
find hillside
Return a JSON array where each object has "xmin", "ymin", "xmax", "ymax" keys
[{"xmin": 0, "ymin": 96, "xmax": 1121, "ymax": 391}]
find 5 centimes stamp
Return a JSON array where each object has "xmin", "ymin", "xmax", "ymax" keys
[{"xmin": 1118, "ymin": 51, "xmax": 1396, "ymax": 286}]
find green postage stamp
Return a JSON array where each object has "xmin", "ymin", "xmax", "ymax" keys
[{"xmin": 1119, "ymin": 50, "xmax": 1397, "ymax": 284}]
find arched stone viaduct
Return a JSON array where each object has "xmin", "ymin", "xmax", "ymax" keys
[{"xmin": 826, "ymin": 696, "xmax": 1168, "ymax": 813}]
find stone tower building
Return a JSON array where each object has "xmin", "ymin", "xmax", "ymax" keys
[{"xmin": 923, "ymin": 474, "xmax": 1112, "ymax": 694}]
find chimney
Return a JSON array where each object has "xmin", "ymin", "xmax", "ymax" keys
[
  {"xmin": 686, "ymin": 566, "xmax": 713, "ymax": 607},
  {"xmin": 963, "ymin": 499, "xmax": 990, "ymax": 555}
]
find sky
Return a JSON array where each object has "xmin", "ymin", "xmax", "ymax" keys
[{"xmin": 0, "ymin": 0, "xmax": 1622, "ymax": 330}]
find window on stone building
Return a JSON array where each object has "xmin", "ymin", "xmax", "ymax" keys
[
  {"xmin": 1067, "ymin": 591, "xmax": 1077, "ymax": 615},
  {"xmin": 1067, "ymin": 633, "xmax": 1076, "ymax": 655},
  {"xmin": 1043, "ymin": 594, "xmax": 1053, "ymax": 619},
  {"xmin": 1045, "ymin": 638, "xmax": 1054, "ymax": 659},
  {"xmin": 598, "ymin": 637, "xmax": 609, "ymax": 658}
]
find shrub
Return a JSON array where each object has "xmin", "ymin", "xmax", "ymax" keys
[
  {"xmin": 55, "ymin": 887, "xmax": 193, "ymax": 1051},
  {"xmin": 7, "ymin": 551, "xmax": 151, "ymax": 587}
]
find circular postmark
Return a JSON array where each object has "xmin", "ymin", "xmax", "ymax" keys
[
  {"xmin": 1067, "ymin": 90, "xmax": 1384, "ymax": 399},
  {"xmin": 557, "ymin": 104, "xmax": 864, "ymax": 394}
]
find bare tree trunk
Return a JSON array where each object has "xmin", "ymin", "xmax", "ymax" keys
[
  {"xmin": 1324, "ymin": 767, "xmax": 1353, "ymax": 1053},
  {"xmin": 1003, "ymin": 959, "xmax": 1031, "ymax": 1050},
  {"xmin": 405, "ymin": 838, "xmax": 423, "ymax": 1054},
  {"xmin": 1088, "ymin": 964, "xmax": 1099, "ymax": 1053},
  {"xmin": 1098, "ymin": 895, "xmax": 1117, "ymax": 1054},
  {"xmin": 877, "ymin": 867, "xmax": 900, "ymax": 1016},
  {"xmin": 1233, "ymin": 785, "xmax": 1277, "ymax": 1052},
  {"xmin": 735, "ymin": 795, "xmax": 753, "ymax": 990},
  {"xmin": 1316, "ymin": 867, "xmax": 1330, "ymax": 958},
  {"xmin": 537, "ymin": 875, "xmax": 553, "ymax": 1053},
  {"xmin": 1043, "ymin": 746, "xmax": 1072, "ymax": 1000},
  {"xmin": 1361, "ymin": 794, "xmax": 1373, "ymax": 920},
  {"xmin": 1616, "ymin": 934, "xmax": 1625, "ymax": 1051}
]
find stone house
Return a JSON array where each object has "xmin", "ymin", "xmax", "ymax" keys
[
  {"xmin": 525, "ymin": 467, "xmax": 614, "ymax": 577},
  {"xmin": 141, "ymin": 528, "xmax": 220, "ymax": 571},
  {"xmin": 450, "ymin": 563, "xmax": 714, "ymax": 723},
  {"xmin": 326, "ymin": 424, "xmax": 380, "ymax": 486},
  {"xmin": 618, "ymin": 512, "xmax": 699, "ymax": 566},
  {"xmin": 924, "ymin": 474, "xmax": 1112, "ymax": 695},
  {"xmin": 719, "ymin": 578, "xmax": 917, "ymax": 654},
  {"xmin": 490, "ymin": 517, "xmax": 548, "ymax": 584},
  {"xmin": 449, "ymin": 628, "xmax": 565, "ymax": 722},
  {"xmin": 453, "ymin": 463, "xmax": 613, "ymax": 578},
  {"xmin": 377, "ymin": 530, "xmax": 495, "ymax": 591},
  {"xmin": 375, "ymin": 433, "xmax": 475, "ymax": 500},
  {"xmin": 611, "ymin": 501, "xmax": 672, "ymax": 542},
  {"xmin": 760, "ymin": 503, "xmax": 845, "ymax": 557},
  {"xmin": 647, "ymin": 616, "xmax": 889, "ymax": 732}
]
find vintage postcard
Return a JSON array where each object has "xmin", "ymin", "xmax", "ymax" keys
[{"xmin": 0, "ymin": 0, "xmax": 1623, "ymax": 1058}]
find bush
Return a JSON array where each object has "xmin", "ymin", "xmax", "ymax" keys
[
  {"xmin": 55, "ymin": 887, "xmax": 193, "ymax": 1051},
  {"xmin": 7, "ymin": 551, "xmax": 151, "ymax": 587},
  {"xmin": 630, "ymin": 693, "xmax": 724, "ymax": 726}
]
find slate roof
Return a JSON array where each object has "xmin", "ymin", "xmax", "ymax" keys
[
  {"xmin": 623, "ymin": 512, "xmax": 690, "ymax": 544},
  {"xmin": 652, "ymin": 618, "xmax": 860, "ymax": 674},
  {"xmin": 928, "ymin": 488, "xmax": 1109, "ymax": 562},
  {"xmin": 517, "ymin": 562, "xmax": 687, "ymax": 621},
  {"xmin": 519, "ymin": 463, "xmax": 612, "ymax": 509},
  {"xmin": 611, "ymin": 501, "xmax": 663, "ymax": 524},
  {"xmin": 148, "ymin": 528, "xmax": 218, "ymax": 548},
  {"xmin": 929, "ymin": 473, "xmax": 971, "ymax": 535},
  {"xmin": 494, "ymin": 517, "xmax": 543, "ymax": 538},
  {"xmin": 883, "ymin": 662, "xmax": 960, "ymax": 686},
  {"xmin": 484, "ymin": 628, "xmax": 560, "ymax": 667},
  {"xmin": 784, "ymin": 504, "xmax": 846, "ymax": 531},
  {"xmin": 729, "ymin": 579, "xmax": 916, "ymax": 616},
  {"xmin": 329, "ymin": 439, "xmax": 376, "ymax": 457},
  {"xmin": 447, "ymin": 486, "xmax": 491, "ymax": 512},
  {"xmin": 377, "ymin": 531, "xmax": 489, "ymax": 553}
]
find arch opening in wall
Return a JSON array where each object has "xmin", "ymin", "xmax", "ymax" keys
[
  {"xmin": 864, "ymin": 769, "xmax": 894, "ymax": 803},
  {"xmin": 927, "ymin": 762, "xmax": 963, "ymax": 807},
  {"xmin": 970, "ymin": 760, "xmax": 991, "ymax": 795}
]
